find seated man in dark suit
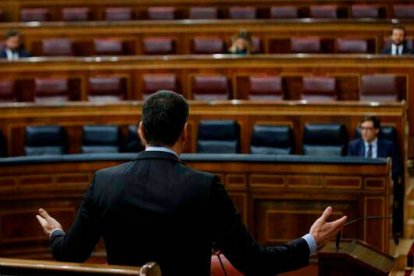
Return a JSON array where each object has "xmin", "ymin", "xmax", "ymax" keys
[
  {"xmin": 36, "ymin": 90, "xmax": 346, "ymax": 276},
  {"xmin": 348, "ymin": 115, "xmax": 402, "ymax": 237},
  {"xmin": 0, "ymin": 29, "xmax": 31, "ymax": 60},
  {"xmin": 381, "ymin": 25, "xmax": 413, "ymax": 55}
]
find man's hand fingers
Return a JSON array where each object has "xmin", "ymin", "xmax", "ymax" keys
[
  {"xmin": 35, "ymin": 214, "xmax": 46, "ymax": 226},
  {"xmin": 319, "ymin": 206, "xmax": 332, "ymax": 223},
  {"xmin": 38, "ymin": 208, "xmax": 51, "ymax": 220}
]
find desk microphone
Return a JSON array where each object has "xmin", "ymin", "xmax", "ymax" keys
[{"xmin": 335, "ymin": 215, "xmax": 392, "ymax": 250}]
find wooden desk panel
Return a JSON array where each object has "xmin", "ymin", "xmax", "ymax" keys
[{"xmin": 0, "ymin": 156, "xmax": 392, "ymax": 259}]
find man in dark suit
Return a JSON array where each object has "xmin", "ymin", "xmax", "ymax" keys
[
  {"xmin": 0, "ymin": 29, "xmax": 31, "ymax": 60},
  {"xmin": 381, "ymin": 25, "xmax": 413, "ymax": 55},
  {"xmin": 348, "ymin": 115, "xmax": 402, "ymax": 238},
  {"xmin": 36, "ymin": 90, "xmax": 346, "ymax": 276}
]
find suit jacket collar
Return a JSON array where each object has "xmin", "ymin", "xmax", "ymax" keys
[{"xmin": 135, "ymin": 150, "xmax": 181, "ymax": 163}]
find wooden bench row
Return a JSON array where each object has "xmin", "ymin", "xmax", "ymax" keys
[
  {"xmin": 0, "ymin": 154, "xmax": 392, "ymax": 259},
  {"xmin": 1, "ymin": 20, "xmax": 414, "ymax": 56},
  {"xmin": 0, "ymin": 0, "xmax": 412, "ymax": 22},
  {"xmin": 0, "ymin": 54, "xmax": 413, "ymax": 156}
]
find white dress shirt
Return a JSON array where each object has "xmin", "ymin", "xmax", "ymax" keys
[{"xmin": 364, "ymin": 138, "xmax": 378, "ymax": 158}]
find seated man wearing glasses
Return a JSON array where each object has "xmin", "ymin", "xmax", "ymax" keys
[{"xmin": 348, "ymin": 115, "xmax": 402, "ymax": 237}]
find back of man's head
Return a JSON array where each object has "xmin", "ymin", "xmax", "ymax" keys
[{"xmin": 142, "ymin": 90, "xmax": 189, "ymax": 147}]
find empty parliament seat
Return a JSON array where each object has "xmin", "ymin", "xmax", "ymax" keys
[
  {"xmin": 0, "ymin": 80, "xmax": 18, "ymax": 102},
  {"xmin": 351, "ymin": 5, "xmax": 382, "ymax": 18},
  {"xmin": 197, "ymin": 120, "xmax": 240, "ymax": 153},
  {"xmin": 251, "ymin": 36, "xmax": 263, "ymax": 53},
  {"xmin": 250, "ymin": 125, "xmax": 293, "ymax": 155},
  {"xmin": 309, "ymin": 5, "xmax": 338, "ymax": 18},
  {"xmin": 41, "ymin": 39, "xmax": 74, "ymax": 56},
  {"xmin": 360, "ymin": 75, "xmax": 403, "ymax": 102},
  {"xmin": 142, "ymin": 37, "xmax": 176, "ymax": 55},
  {"xmin": 228, "ymin": 6, "xmax": 256, "ymax": 19},
  {"xmin": 142, "ymin": 74, "xmax": 178, "ymax": 99},
  {"xmin": 301, "ymin": 77, "xmax": 337, "ymax": 101},
  {"xmin": 20, "ymin": 8, "xmax": 50, "ymax": 22},
  {"xmin": 82, "ymin": 125, "xmax": 120, "ymax": 153},
  {"xmin": 248, "ymin": 76, "xmax": 284, "ymax": 100},
  {"xmin": 393, "ymin": 5, "xmax": 414, "ymax": 19},
  {"xmin": 147, "ymin": 7, "xmax": 176, "ymax": 20},
  {"xmin": 104, "ymin": 7, "xmax": 133, "ymax": 21},
  {"xmin": 270, "ymin": 6, "xmax": 298, "ymax": 19},
  {"xmin": 189, "ymin": 7, "xmax": 218, "ymax": 19},
  {"xmin": 192, "ymin": 37, "xmax": 224, "ymax": 54},
  {"xmin": 34, "ymin": 78, "xmax": 70, "ymax": 103},
  {"xmin": 124, "ymin": 125, "xmax": 144, "ymax": 153},
  {"xmin": 291, "ymin": 37, "xmax": 321, "ymax": 53},
  {"xmin": 192, "ymin": 75, "xmax": 230, "ymax": 100},
  {"xmin": 88, "ymin": 77, "xmax": 126, "ymax": 102},
  {"xmin": 336, "ymin": 38, "xmax": 368, "ymax": 53},
  {"xmin": 62, "ymin": 7, "xmax": 91, "ymax": 21},
  {"xmin": 94, "ymin": 39, "xmax": 124, "ymax": 56},
  {"xmin": 24, "ymin": 126, "xmax": 66, "ymax": 155},
  {"xmin": 302, "ymin": 124, "xmax": 347, "ymax": 156}
]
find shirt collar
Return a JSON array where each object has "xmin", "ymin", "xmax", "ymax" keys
[
  {"xmin": 364, "ymin": 138, "xmax": 378, "ymax": 147},
  {"xmin": 145, "ymin": 146, "xmax": 179, "ymax": 158}
]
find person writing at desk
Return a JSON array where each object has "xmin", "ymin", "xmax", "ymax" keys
[
  {"xmin": 36, "ymin": 90, "xmax": 346, "ymax": 276},
  {"xmin": 228, "ymin": 30, "xmax": 253, "ymax": 55}
]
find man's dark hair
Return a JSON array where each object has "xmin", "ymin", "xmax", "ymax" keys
[
  {"xmin": 392, "ymin": 25, "xmax": 406, "ymax": 36},
  {"xmin": 360, "ymin": 115, "xmax": 381, "ymax": 129},
  {"xmin": 142, "ymin": 90, "xmax": 189, "ymax": 146},
  {"xmin": 4, "ymin": 29, "xmax": 20, "ymax": 39}
]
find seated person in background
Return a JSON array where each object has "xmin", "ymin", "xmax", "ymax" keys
[
  {"xmin": 348, "ymin": 115, "xmax": 402, "ymax": 237},
  {"xmin": 382, "ymin": 25, "xmax": 413, "ymax": 55},
  {"xmin": 0, "ymin": 29, "xmax": 31, "ymax": 60},
  {"xmin": 227, "ymin": 30, "xmax": 253, "ymax": 55},
  {"xmin": 36, "ymin": 90, "xmax": 346, "ymax": 276}
]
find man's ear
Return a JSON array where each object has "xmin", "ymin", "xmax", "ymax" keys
[
  {"xmin": 375, "ymin": 128, "xmax": 380, "ymax": 137},
  {"xmin": 181, "ymin": 123, "xmax": 189, "ymax": 143},
  {"xmin": 138, "ymin": 121, "xmax": 147, "ymax": 146}
]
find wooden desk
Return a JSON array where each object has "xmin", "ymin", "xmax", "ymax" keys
[{"xmin": 0, "ymin": 154, "xmax": 392, "ymax": 258}]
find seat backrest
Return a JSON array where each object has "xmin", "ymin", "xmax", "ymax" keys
[
  {"xmin": 192, "ymin": 37, "xmax": 224, "ymax": 54},
  {"xmin": 104, "ymin": 7, "xmax": 133, "ymax": 21},
  {"xmin": 192, "ymin": 75, "xmax": 230, "ymax": 100},
  {"xmin": 20, "ymin": 8, "xmax": 50, "ymax": 22},
  {"xmin": 250, "ymin": 125, "xmax": 293, "ymax": 155},
  {"xmin": 351, "ymin": 5, "xmax": 382, "ymax": 18},
  {"xmin": 360, "ymin": 75, "xmax": 402, "ymax": 102},
  {"xmin": 41, "ymin": 39, "xmax": 74, "ymax": 56},
  {"xmin": 248, "ymin": 76, "xmax": 283, "ymax": 100},
  {"xmin": 309, "ymin": 5, "xmax": 338, "ymax": 18},
  {"xmin": 82, "ymin": 125, "xmax": 120, "ymax": 153},
  {"xmin": 228, "ymin": 6, "xmax": 256, "ymax": 19},
  {"xmin": 88, "ymin": 77, "xmax": 126, "ymax": 103},
  {"xmin": 124, "ymin": 125, "xmax": 144, "ymax": 152},
  {"xmin": 147, "ymin": 7, "xmax": 176, "ymax": 20},
  {"xmin": 336, "ymin": 38, "xmax": 368, "ymax": 53},
  {"xmin": 270, "ymin": 6, "xmax": 298, "ymax": 18},
  {"xmin": 34, "ymin": 78, "xmax": 70, "ymax": 103},
  {"xmin": 142, "ymin": 37, "xmax": 176, "ymax": 55},
  {"xmin": 301, "ymin": 76, "xmax": 337, "ymax": 101},
  {"xmin": 62, "ymin": 7, "xmax": 91, "ymax": 21},
  {"xmin": 189, "ymin": 7, "xmax": 218, "ymax": 19},
  {"xmin": 142, "ymin": 74, "xmax": 178, "ymax": 99},
  {"xmin": 0, "ymin": 80, "xmax": 17, "ymax": 102},
  {"xmin": 302, "ymin": 123, "xmax": 348, "ymax": 156},
  {"xmin": 394, "ymin": 5, "xmax": 414, "ymax": 19},
  {"xmin": 25, "ymin": 125, "xmax": 66, "ymax": 155},
  {"xmin": 197, "ymin": 120, "xmax": 240, "ymax": 153},
  {"xmin": 291, "ymin": 37, "xmax": 321, "ymax": 53},
  {"xmin": 94, "ymin": 39, "xmax": 124, "ymax": 55}
]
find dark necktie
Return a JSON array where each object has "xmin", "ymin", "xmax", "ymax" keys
[{"xmin": 367, "ymin": 143, "xmax": 372, "ymax": 158}]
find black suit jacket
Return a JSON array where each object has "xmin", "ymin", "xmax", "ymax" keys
[
  {"xmin": 381, "ymin": 43, "xmax": 413, "ymax": 55},
  {"xmin": 348, "ymin": 138, "xmax": 401, "ymax": 179},
  {"xmin": 50, "ymin": 151, "xmax": 310, "ymax": 276},
  {"xmin": 0, "ymin": 47, "xmax": 31, "ymax": 59}
]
